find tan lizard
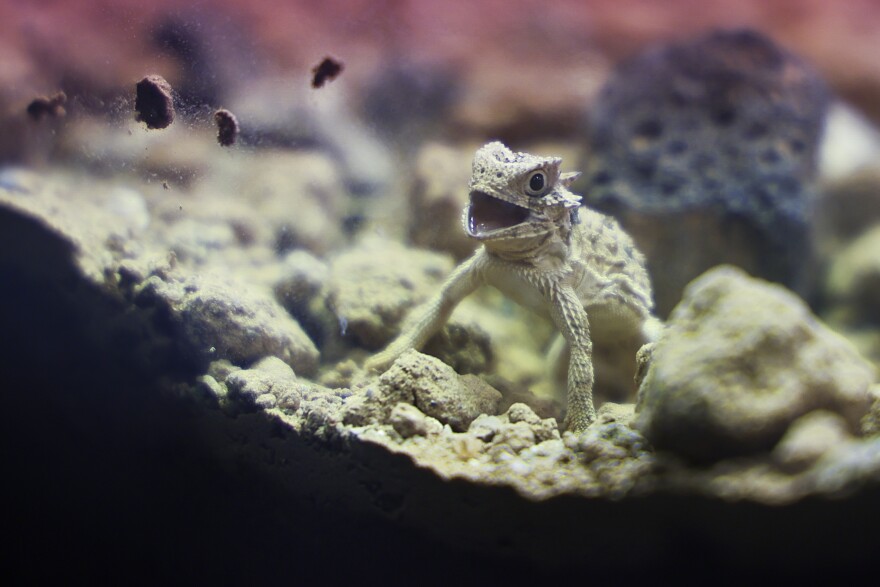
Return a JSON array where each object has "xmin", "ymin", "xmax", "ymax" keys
[{"xmin": 367, "ymin": 141, "xmax": 659, "ymax": 432}]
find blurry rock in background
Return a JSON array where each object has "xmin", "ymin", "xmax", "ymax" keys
[
  {"xmin": 581, "ymin": 28, "xmax": 830, "ymax": 316},
  {"xmin": 361, "ymin": 59, "xmax": 460, "ymax": 147}
]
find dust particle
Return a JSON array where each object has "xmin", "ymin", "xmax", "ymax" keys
[
  {"xmin": 311, "ymin": 57, "xmax": 344, "ymax": 88},
  {"xmin": 214, "ymin": 108, "xmax": 240, "ymax": 147},
  {"xmin": 27, "ymin": 92, "xmax": 67, "ymax": 121},
  {"xmin": 135, "ymin": 75, "xmax": 175, "ymax": 129}
]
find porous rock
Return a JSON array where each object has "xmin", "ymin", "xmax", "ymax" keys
[
  {"xmin": 344, "ymin": 350, "xmax": 501, "ymax": 432},
  {"xmin": 391, "ymin": 351, "xmax": 501, "ymax": 432},
  {"xmin": 584, "ymin": 29, "xmax": 829, "ymax": 314},
  {"xmin": 635, "ymin": 266, "xmax": 875, "ymax": 463}
]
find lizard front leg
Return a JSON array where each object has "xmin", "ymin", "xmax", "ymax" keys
[
  {"xmin": 546, "ymin": 282, "xmax": 596, "ymax": 433},
  {"xmin": 365, "ymin": 251, "xmax": 484, "ymax": 373}
]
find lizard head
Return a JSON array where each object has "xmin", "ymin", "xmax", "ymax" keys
[{"xmin": 464, "ymin": 141, "xmax": 582, "ymax": 246}]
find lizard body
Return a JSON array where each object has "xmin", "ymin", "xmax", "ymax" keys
[{"xmin": 367, "ymin": 141, "xmax": 658, "ymax": 432}]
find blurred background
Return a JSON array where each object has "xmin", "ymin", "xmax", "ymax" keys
[{"xmin": 3, "ymin": 0, "xmax": 880, "ymax": 158}]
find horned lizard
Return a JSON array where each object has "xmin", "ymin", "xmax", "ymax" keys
[{"xmin": 367, "ymin": 142, "xmax": 659, "ymax": 432}]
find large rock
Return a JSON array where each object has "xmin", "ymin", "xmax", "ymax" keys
[
  {"xmin": 583, "ymin": 29, "xmax": 829, "ymax": 315},
  {"xmin": 635, "ymin": 266, "xmax": 875, "ymax": 462},
  {"xmin": 343, "ymin": 350, "xmax": 502, "ymax": 432},
  {"xmin": 129, "ymin": 267, "xmax": 320, "ymax": 375}
]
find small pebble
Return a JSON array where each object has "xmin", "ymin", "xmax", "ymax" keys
[
  {"xmin": 135, "ymin": 75, "xmax": 175, "ymax": 129},
  {"xmin": 312, "ymin": 56, "xmax": 344, "ymax": 88},
  {"xmin": 214, "ymin": 108, "xmax": 240, "ymax": 147},
  {"xmin": 390, "ymin": 402, "xmax": 440, "ymax": 438}
]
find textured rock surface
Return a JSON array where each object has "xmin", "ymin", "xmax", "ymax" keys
[
  {"xmin": 130, "ymin": 269, "xmax": 319, "ymax": 375},
  {"xmin": 324, "ymin": 236, "xmax": 455, "ymax": 349},
  {"xmin": 388, "ymin": 402, "xmax": 444, "ymax": 438},
  {"xmin": 584, "ymin": 29, "xmax": 829, "ymax": 314},
  {"xmin": 324, "ymin": 236, "xmax": 494, "ymax": 374},
  {"xmin": 343, "ymin": 350, "xmax": 502, "ymax": 432},
  {"xmin": 636, "ymin": 266, "xmax": 875, "ymax": 462}
]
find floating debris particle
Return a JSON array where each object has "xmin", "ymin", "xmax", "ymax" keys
[
  {"xmin": 135, "ymin": 75, "xmax": 175, "ymax": 129},
  {"xmin": 311, "ymin": 56, "xmax": 344, "ymax": 88},
  {"xmin": 27, "ymin": 92, "xmax": 67, "ymax": 121},
  {"xmin": 213, "ymin": 108, "xmax": 239, "ymax": 147}
]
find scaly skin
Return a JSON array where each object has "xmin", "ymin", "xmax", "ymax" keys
[{"xmin": 367, "ymin": 142, "xmax": 658, "ymax": 432}]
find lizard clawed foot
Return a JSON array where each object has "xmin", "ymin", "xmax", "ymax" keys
[{"xmin": 562, "ymin": 410, "xmax": 594, "ymax": 435}]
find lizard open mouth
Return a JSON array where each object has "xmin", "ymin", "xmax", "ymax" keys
[{"xmin": 466, "ymin": 191, "xmax": 530, "ymax": 236}]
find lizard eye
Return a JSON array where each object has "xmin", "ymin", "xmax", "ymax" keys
[{"xmin": 525, "ymin": 170, "xmax": 548, "ymax": 196}]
